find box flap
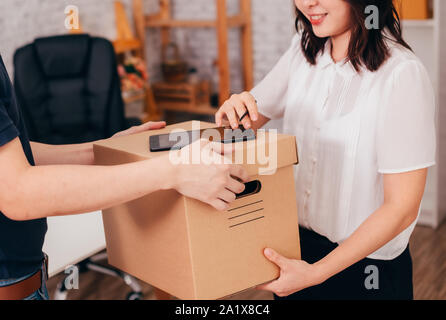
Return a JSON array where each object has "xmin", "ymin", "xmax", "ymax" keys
[{"xmin": 94, "ymin": 121, "xmax": 298, "ymax": 176}]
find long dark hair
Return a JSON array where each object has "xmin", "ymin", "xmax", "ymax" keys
[{"xmin": 295, "ymin": 0, "xmax": 412, "ymax": 72}]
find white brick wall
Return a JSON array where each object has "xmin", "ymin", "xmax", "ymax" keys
[
  {"xmin": 0, "ymin": 0, "xmax": 132, "ymax": 74},
  {"xmin": 438, "ymin": 1, "xmax": 446, "ymax": 222},
  {"xmin": 0, "ymin": 0, "xmax": 296, "ymax": 94}
]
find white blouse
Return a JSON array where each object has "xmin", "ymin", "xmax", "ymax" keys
[{"xmin": 251, "ymin": 34, "xmax": 436, "ymax": 260}]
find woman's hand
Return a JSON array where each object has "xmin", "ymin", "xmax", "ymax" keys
[
  {"xmin": 112, "ymin": 121, "xmax": 167, "ymax": 138},
  {"xmin": 256, "ymin": 248, "xmax": 326, "ymax": 297},
  {"xmin": 215, "ymin": 92, "xmax": 260, "ymax": 129}
]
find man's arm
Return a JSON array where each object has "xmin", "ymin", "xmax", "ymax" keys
[
  {"xmin": 30, "ymin": 122, "xmax": 167, "ymax": 166},
  {"xmin": 0, "ymin": 138, "xmax": 248, "ymax": 221},
  {"xmin": 30, "ymin": 142, "xmax": 95, "ymax": 166}
]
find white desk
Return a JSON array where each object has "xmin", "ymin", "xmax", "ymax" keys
[{"xmin": 42, "ymin": 211, "xmax": 106, "ymax": 277}]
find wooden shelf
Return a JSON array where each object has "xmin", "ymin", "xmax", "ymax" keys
[
  {"xmin": 133, "ymin": 0, "xmax": 254, "ymax": 107},
  {"xmin": 145, "ymin": 14, "xmax": 247, "ymax": 28},
  {"xmin": 113, "ymin": 39, "xmax": 143, "ymax": 54},
  {"xmin": 114, "ymin": 1, "xmax": 163, "ymax": 123},
  {"xmin": 122, "ymin": 91, "xmax": 146, "ymax": 104},
  {"xmin": 158, "ymin": 102, "xmax": 217, "ymax": 116},
  {"xmin": 146, "ymin": 17, "xmax": 215, "ymax": 28}
]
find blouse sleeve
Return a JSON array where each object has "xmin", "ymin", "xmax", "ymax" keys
[
  {"xmin": 250, "ymin": 34, "xmax": 301, "ymax": 120},
  {"xmin": 376, "ymin": 59, "xmax": 436, "ymax": 174}
]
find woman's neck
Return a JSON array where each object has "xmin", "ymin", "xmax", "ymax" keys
[{"xmin": 330, "ymin": 30, "xmax": 352, "ymax": 63}]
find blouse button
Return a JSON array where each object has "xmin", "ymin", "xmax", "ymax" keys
[{"xmin": 305, "ymin": 189, "xmax": 311, "ymax": 196}]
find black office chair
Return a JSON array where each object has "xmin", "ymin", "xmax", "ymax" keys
[
  {"xmin": 13, "ymin": 34, "xmax": 140, "ymax": 144},
  {"xmin": 13, "ymin": 34, "xmax": 143, "ymax": 300}
]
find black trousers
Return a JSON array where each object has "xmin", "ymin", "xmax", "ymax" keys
[{"xmin": 275, "ymin": 227, "xmax": 413, "ymax": 300}]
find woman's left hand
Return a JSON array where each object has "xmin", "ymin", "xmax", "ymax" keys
[
  {"xmin": 112, "ymin": 121, "xmax": 166, "ymax": 138},
  {"xmin": 256, "ymin": 248, "xmax": 326, "ymax": 297}
]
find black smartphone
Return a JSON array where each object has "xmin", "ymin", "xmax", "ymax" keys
[{"xmin": 149, "ymin": 126, "xmax": 256, "ymax": 152}]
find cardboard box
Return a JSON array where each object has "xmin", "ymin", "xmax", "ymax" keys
[{"xmin": 93, "ymin": 121, "xmax": 300, "ymax": 299}]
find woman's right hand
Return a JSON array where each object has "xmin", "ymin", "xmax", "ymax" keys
[
  {"xmin": 168, "ymin": 139, "xmax": 249, "ymax": 211},
  {"xmin": 215, "ymin": 92, "xmax": 259, "ymax": 129}
]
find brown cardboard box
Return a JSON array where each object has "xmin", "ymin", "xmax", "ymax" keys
[{"xmin": 93, "ymin": 121, "xmax": 300, "ymax": 300}]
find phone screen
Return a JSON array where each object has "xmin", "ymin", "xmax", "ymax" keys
[{"xmin": 149, "ymin": 126, "xmax": 255, "ymax": 152}]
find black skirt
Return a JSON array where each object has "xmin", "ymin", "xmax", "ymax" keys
[{"xmin": 275, "ymin": 227, "xmax": 413, "ymax": 300}]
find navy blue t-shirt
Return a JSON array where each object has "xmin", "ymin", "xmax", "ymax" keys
[{"xmin": 0, "ymin": 55, "xmax": 47, "ymax": 279}]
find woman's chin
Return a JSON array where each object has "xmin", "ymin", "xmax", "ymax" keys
[{"xmin": 311, "ymin": 27, "xmax": 331, "ymax": 38}]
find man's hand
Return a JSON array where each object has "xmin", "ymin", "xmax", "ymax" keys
[
  {"xmin": 112, "ymin": 121, "xmax": 167, "ymax": 138},
  {"xmin": 168, "ymin": 139, "xmax": 249, "ymax": 211}
]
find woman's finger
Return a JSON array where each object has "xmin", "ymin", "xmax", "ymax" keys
[
  {"xmin": 231, "ymin": 98, "xmax": 252, "ymax": 129},
  {"xmin": 224, "ymin": 106, "xmax": 240, "ymax": 129},
  {"xmin": 219, "ymin": 116, "xmax": 230, "ymax": 127},
  {"xmin": 264, "ymin": 248, "xmax": 288, "ymax": 269},
  {"xmin": 240, "ymin": 92, "xmax": 259, "ymax": 122},
  {"xmin": 216, "ymin": 106, "xmax": 232, "ymax": 128},
  {"xmin": 256, "ymin": 279, "xmax": 281, "ymax": 293},
  {"xmin": 215, "ymin": 109, "xmax": 224, "ymax": 127}
]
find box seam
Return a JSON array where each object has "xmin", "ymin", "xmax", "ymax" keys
[{"xmin": 182, "ymin": 195, "xmax": 198, "ymax": 299}]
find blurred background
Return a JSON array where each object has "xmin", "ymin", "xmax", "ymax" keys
[
  {"xmin": 0, "ymin": 0, "xmax": 292, "ymax": 129},
  {"xmin": 0, "ymin": 0, "xmax": 444, "ymax": 300}
]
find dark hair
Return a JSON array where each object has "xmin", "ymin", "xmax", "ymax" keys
[{"xmin": 295, "ymin": 0, "xmax": 412, "ymax": 72}]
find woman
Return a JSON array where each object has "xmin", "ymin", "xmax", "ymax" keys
[{"xmin": 216, "ymin": 0, "xmax": 436, "ymax": 300}]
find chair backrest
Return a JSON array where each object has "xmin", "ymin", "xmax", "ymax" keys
[{"xmin": 13, "ymin": 34, "xmax": 126, "ymax": 144}]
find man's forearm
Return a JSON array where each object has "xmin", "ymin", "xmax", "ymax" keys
[
  {"xmin": 30, "ymin": 141, "xmax": 98, "ymax": 166},
  {"xmin": 6, "ymin": 156, "xmax": 175, "ymax": 221},
  {"xmin": 313, "ymin": 203, "xmax": 418, "ymax": 283}
]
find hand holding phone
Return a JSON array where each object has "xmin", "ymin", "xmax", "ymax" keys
[{"xmin": 215, "ymin": 92, "xmax": 259, "ymax": 129}]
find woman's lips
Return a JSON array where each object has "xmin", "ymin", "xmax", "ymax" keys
[{"xmin": 309, "ymin": 13, "xmax": 328, "ymax": 26}]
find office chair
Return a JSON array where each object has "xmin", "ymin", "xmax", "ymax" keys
[
  {"xmin": 13, "ymin": 34, "xmax": 141, "ymax": 144},
  {"xmin": 13, "ymin": 34, "xmax": 143, "ymax": 300}
]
